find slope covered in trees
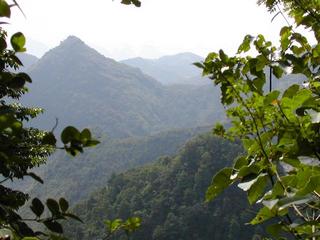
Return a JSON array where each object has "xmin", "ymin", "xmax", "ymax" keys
[
  {"xmin": 65, "ymin": 133, "xmax": 265, "ymax": 240},
  {"xmin": 23, "ymin": 127, "xmax": 209, "ymax": 205}
]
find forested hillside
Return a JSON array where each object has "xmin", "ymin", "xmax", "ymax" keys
[
  {"xmin": 22, "ymin": 36, "xmax": 224, "ymax": 138},
  {"xmin": 23, "ymin": 127, "xmax": 209, "ymax": 205},
  {"xmin": 65, "ymin": 134, "xmax": 265, "ymax": 240}
]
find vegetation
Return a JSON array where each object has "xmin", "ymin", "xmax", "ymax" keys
[
  {"xmin": 197, "ymin": 0, "xmax": 320, "ymax": 239},
  {"xmin": 0, "ymin": 2, "xmax": 104, "ymax": 240},
  {"xmin": 65, "ymin": 134, "xmax": 265, "ymax": 240},
  {"xmin": 26, "ymin": 127, "xmax": 208, "ymax": 205}
]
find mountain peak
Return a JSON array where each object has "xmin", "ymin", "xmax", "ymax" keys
[{"xmin": 58, "ymin": 35, "xmax": 86, "ymax": 48}]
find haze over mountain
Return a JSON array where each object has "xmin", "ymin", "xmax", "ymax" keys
[
  {"xmin": 22, "ymin": 36, "xmax": 224, "ymax": 138},
  {"xmin": 122, "ymin": 53, "xmax": 211, "ymax": 85},
  {"xmin": 23, "ymin": 127, "xmax": 209, "ymax": 205}
]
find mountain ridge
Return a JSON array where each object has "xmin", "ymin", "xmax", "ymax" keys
[{"xmin": 22, "ymin": 35, "xmax": 224, "ymax": 138}]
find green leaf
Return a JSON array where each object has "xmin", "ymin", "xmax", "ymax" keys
[
  {"xmin": 42, "ymin": 132, "xmax": 57, "ymax": 145},
  {"xmin": 193, "ymin": 62, "xmax": 204, "ymax": 69},
  {"xmin": 247, "ymin": 174, "xmax": 268, "ymax": 205},
  {"xmin": 43, "ymin": 221, "xmax": 63, "ymax": 234},
  {"xmin": 213, "ymin": 123, "xmax": 225, "ymax": 136},
  {"xmin": 250, "ymin": 206, "xmax": 276, "ymax": 225},
  {"xmin": 280, "ymin": 26, "xmax": 291, "ymax": 50},
  {"xmin": 267, "ymin": 223, "xmax": 283, "ymax": 238},
  {"xmin": 80, "ymin": 128, "xmax": 91, "ymax": 142},
  {"xmin": 206, "ymin": 168, "xmax": 233, "ymax": 202},
  {"xmin": 16, "ymin": 72, "xmax": 32, "ymax": 83},
  {"xmin": 61, "ymin": 126, "xmax": 80, "ymax": 144},
  {"xmin": 0, "ymin": 0, "xmax": 10, "ymax": 18},
  {"xmin": 85, "ymin": 139, "xmax": 100, "ymax": 147},
  {"xmin": 238, "ymin": 35, "xmax": 253, "ymax": 53},
  {"xmin": 27, "ymin": 172, "xmax": 44, "ymax": 184},
  {"xmin": 8, "ymin": 76, "xmax": 25, "ymax": 89},
  {"xmin": 296, "ymin": 175, "xmax": 320, "ymax": 196},
  {"xmin": 30, "ymin": 198, "xmax": 44, "ymax": 218},
  {"xmin": 277, "ymin": 195, "xmax": 314, "ymax": 210},
  {"xmin": 204, "ymin": 52, "xmax": 218, "ymax": 62},
  {"xmin": 59, "ymin": 198, "xmax": 69, "ymax": 212},
  {"xmin": 46, "ymin": 199, "xmax": 60, "ymax": 216},
  {"xmin": 272, "ymin": 66, "xmax": 284, "ymax": 79},
  {"xmin": 264, "ymin": 90, "xmax": 280, "ymax": 105},
  {"xmin": 282, "ymin": 84, "xmax": 299, "ymax": 98},
  {"xmin": 121, "ymin": 0, "xmax": 141, "ymax": 7},
  {"xmin": 63, "ymin": 213, "xmax": 83, "ymax": 223},
  {"xmin": 10, "ymin": 32, "xmax": 26, "ymax": 52}
]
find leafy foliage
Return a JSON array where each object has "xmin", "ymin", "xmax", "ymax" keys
[
  {"xmin": 197, "ymin": 1, "xmax": 320, "ymax": 239},
  {"xmin": 0, "ymin": 2, "xmax": 99, "ymax": 240}
]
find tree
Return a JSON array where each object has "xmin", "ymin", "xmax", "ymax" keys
[
  {"xmin": 0, "ymin": 0, "xmax": 143, "ymax": 238},
  {"xmin": 197, "ymin": 1, "xmax": 320, "ymax": 239},
  {"xmin": 0, "ymin": 1, "xmax": 103, "ymax": 239}
]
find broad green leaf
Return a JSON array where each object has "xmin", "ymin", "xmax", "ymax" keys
[
  {"xmin": 272, "ymin": 66, "xmax": 284, "ymax": 79},
  {"xmin": 247, "ymin": 174, "xmax": 268, "ymax": 204},
  {"xmin": 250, "ymin": 206, "xmax": 276, "ymax": 225},
  {"xmin": 296, "ymin": 175, "xmax": 320, "ymax": 196},
  {"xmin": 43, "ymin": 221, "xmax": 63, "ymax": 234},
  {"xmin": 282, "ymin": 84, "xmax": 299, "ymax": 98},
  {"xmin": 264, "ymin": 90, "xmax": 280, "ymax": 105},
  {"xmin": 59, "ymin": 198, "xmax": 69, "ymax": 212},
  {"xmin": 233, "ymin": 156, "xmax": 248, "ymax": 170},
  {"xmin": 204, "ymin": 52, "xmax": 218, "ymax": 62},
  {"xmin": 278, "ymin": 195, "xmax": 314, "ymax": 210},
  {"xmin": 0, "ymin": 0, "xmax": 10, "ymax": 17},
  {"xmin": 206, "ymin": 168, "xmax": 233, "ymax": 202},
  {"xmin": 46, "ymin": 199, "xmax": 60, "ymax": 216},
  {"xmin": 30, "ymin": 198, "xmax": 44, "ymax": 218},
  {"xmin": 10, "ymin": 32, "xmax": 26, "ymax": 52},
  {"xmin": 61, "ymin": 126, "xmax": 80, "ymax": 144},
  {"xmin": 80, "ymin": 128, "xmax": 91, "ymax": 142},
  {"xmin": 16, "ymin": 72, "xmax": 32, "ymax": 83},
  {"xmin": 280, "ymin": 26, "xmax": 291, "ymax": 49},
  {"xmin": 267, "ymin": 223, "xmax": 283, "ymax": 238},
  {"xmin": 238, "ymin": 35, "xmax": 253, "ymax": 53}
]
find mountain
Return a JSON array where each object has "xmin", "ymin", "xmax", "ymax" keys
[
  {"xmin": 24, "ymin": 127, "xmax": 209, "ymax": 204},
  {"xmin": 65, "ymin": 134, "xmax": 264, "ymax": 240},
  {"xmin": 122, "ymin": 52, "xmax": 211, "ymax": 85},
  {"xmin": 22, "ymin": 36, "xmax": 224, "ymax": 138},
  {"xmin": 17, "ymin": 53, "xmax": 39, "ymax": 70}
]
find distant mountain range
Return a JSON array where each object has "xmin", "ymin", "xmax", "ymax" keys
[
  {"xmin": 21, "ymin": 36, "xmax": 224, "ymax": 138},
  {"xmin": 122, "ymin": 52, "xmax": 211, "ymax": 85}
]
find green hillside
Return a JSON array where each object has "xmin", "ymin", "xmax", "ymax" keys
[
  {"xmin": 24, "ymin": 127, "xmax": 209, "ymax": 205},
  {"xmin": 65, "ymin": 134, "xmax": 265, "ymax": 240}
]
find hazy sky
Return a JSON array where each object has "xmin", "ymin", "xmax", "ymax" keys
[{"xmin": 7, "ymin": 0, "xmax": 290, "ymax": 60}]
